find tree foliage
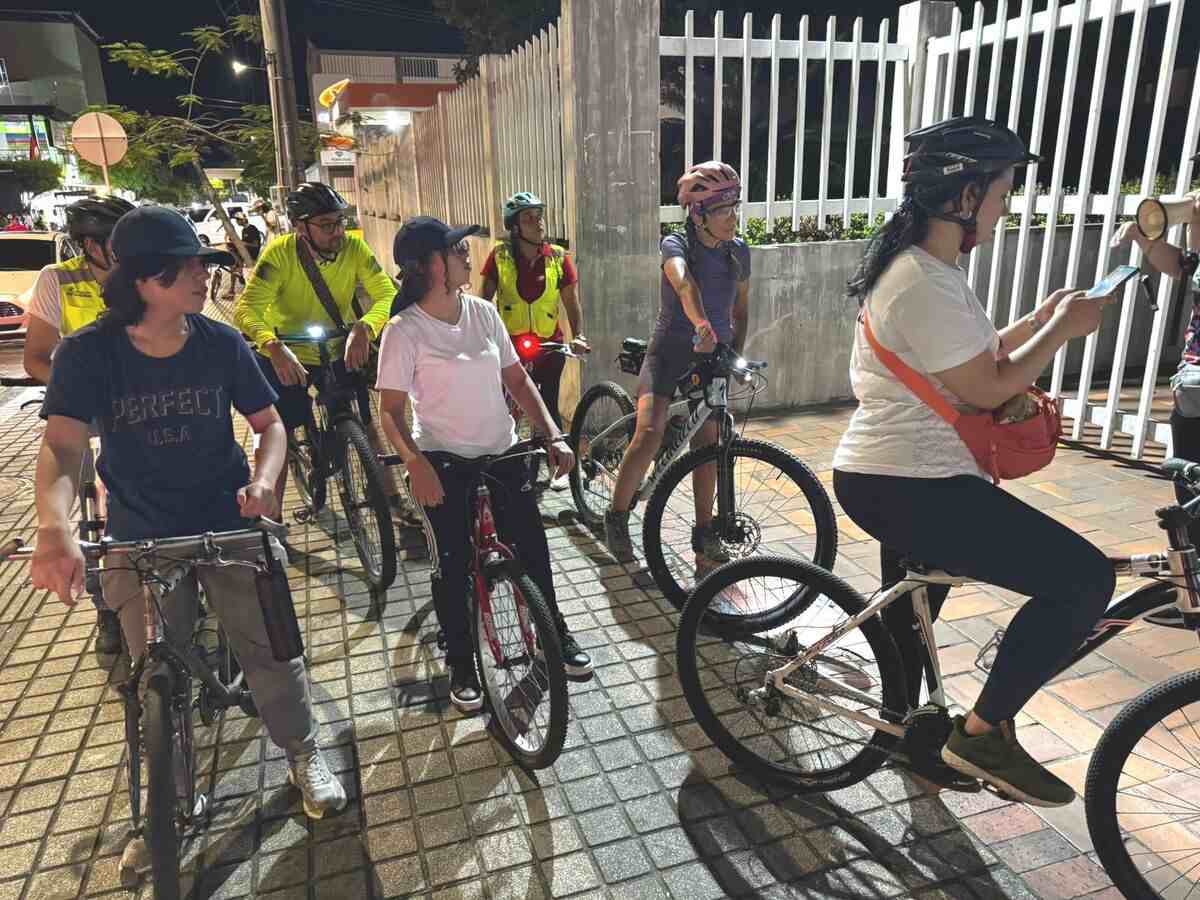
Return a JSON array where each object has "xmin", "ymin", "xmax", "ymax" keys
[
  {"xmin": 432, "ymin": 0, "xmax": 559, "ymax": 82},
  {"xmin": 5, "ymin": 159, "xmax": 63, "ymax": 198},
  {"xmin": 100, "ymin": 14, "xmax": 287, "ymax": 263}
]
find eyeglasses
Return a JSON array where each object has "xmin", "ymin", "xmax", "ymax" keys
[
  {"xmin": 308, "ymin": 216, "xmax": 347, "ymax": 235},
  {"xmin": 450, "ymin": 240, "xmax": 470, "ymax": 257}
]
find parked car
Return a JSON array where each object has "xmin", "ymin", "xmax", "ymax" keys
[
  {"xmin": 189, "ymin": 203, "xmax": 270, "ymax": 247},
  {"xmin": 0, "ymin": 231, "xmax": 74, "ymax": 339}
]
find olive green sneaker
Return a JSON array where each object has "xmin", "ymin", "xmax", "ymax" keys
[{"xmin": 941, "ymin": 716, "xmax": 1075, "ymax": 807}]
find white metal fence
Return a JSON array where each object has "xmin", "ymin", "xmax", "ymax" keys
[
  {"xmin": 658, "ymin": 11, "xmax": 911, "ymax": 230},
  {"xmin": 923, "ymin": 0, "xmax": 1199, "ymax": 458},
  {"xmin": 355, "ymin": 19, "xmax": 571, "ymax": 244}
]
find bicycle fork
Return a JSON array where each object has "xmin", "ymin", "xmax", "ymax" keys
[{"xmin": 474, "ymin": 486, "xmax": 538, "ymax": 666}]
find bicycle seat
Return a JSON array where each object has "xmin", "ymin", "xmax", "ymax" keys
[
  {"xmin": 900, "ymin": 558, "xmax": 966, "ymax": 578},
  {"xmin": 622, "ymin": 338, "xmax": 647, "ymax": 353}
]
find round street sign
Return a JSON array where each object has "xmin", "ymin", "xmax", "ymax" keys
[{"xmin": 71, "ymin": 112, "xmax": 128, "ymax": 167}]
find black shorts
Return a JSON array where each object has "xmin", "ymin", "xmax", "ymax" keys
[
  {"xmin": 254, "ymin": 352, "xmax": 368, "ymax": 431},
  {"xmin": 637, "ymin": 336, "xmax": 698, "ymax": 399}
]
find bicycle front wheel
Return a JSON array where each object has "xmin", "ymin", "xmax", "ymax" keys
[
  {"xmin": 334, "ymin": 419, "xmax": 397, "ymax": 591},
  {"xmin": 644, "ymin": 438, "xmax": 837, "ymax": 612},
  {"xmin": 677, "ymin": 556, "xmax": 905, "ymax": 793},
  {"xmin": 569, "ymin": 381, "xmax": 635, "ymax": 529},
  {"xmin": 473, "ymin": 564, "xmax": 568, "ymax": 768},
  {"xmin": 1086, "ymin": 668, "xmax": 1200, "ymax": 900},
  {"xmin": 143, "ymin": 669, "xmax": 193, "ymax": 900}
]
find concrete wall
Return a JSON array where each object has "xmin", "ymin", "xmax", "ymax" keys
[
  {"xmin": 0, "ymin": 21, "xmax": 105, "ymax": 113},
  {"xmin": 585, "ymin": 223, "xmax": 1181, "ymax": 411}
]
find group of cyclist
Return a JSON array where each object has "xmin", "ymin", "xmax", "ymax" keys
[{"xmin": 15, "ymin": 111, "xmax": 1200, "ymax": 821}]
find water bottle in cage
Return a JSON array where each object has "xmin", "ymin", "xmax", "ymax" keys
[{"xmin": 975, "ymin": 629, "xmax": 1006, "ymax": 673}]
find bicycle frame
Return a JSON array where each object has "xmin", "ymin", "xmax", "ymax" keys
[
  {"xmin": 755, "ymin": 545, "xmax": 1200, "ymax": 741},
  {"xmin": 586, "ymin": 375, "xmax": 736, "ymax": 507},
  {"xmin": 471, "ymin": 478, "xmax": 538, "ymax": 665}
]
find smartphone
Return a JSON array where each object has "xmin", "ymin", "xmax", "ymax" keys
[{"xmin": 1086, "ymin": 264, "xmax": 1140, "ymax": 299}]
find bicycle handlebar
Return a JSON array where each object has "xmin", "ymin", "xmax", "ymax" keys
[
  {"xmin": 0, "ymin": 518, "xmax": 287, "ymax": 564},
  {"xmin": 378, "ymin": 438, "xmax": 549, "ymax": 470},
  {"xmin": 1165, "ymin": 458, "xmax": 1200, "ymax": 486},
  {"xmin": 0, "ymin": 375, "xmax": 41, "ymax": 388},
  {"xmin": 274, "ymin": 327, "xmax": 352, "ymax": 345}
]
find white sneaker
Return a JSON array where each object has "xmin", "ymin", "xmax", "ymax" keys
[
  {"xmin": 550, "ymin": 471, "xmax": 570, "ymax": 492},
  {"xmin": 287, "ymin": 749, "xmax": 347, "ymax": 819}
]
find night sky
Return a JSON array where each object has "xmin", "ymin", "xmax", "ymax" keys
[{"xmin": 16, "ymin": 0, "xmax": 465, "ymax": 115}]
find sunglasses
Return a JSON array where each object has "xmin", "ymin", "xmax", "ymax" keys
[{"xmin": 707, "ymin": 202, "xmax": 741, "ymax": 220}]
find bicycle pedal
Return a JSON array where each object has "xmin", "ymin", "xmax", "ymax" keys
[{"xmin": 293, "ymin": 507, "xmax": 315, "ymax": 524}]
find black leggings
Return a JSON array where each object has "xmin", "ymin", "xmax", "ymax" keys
[
  {"xmin": 527, "ymin": 347, "xmax": 566, "ymax": 430},
  {"xmin": 832, "ymin": 469, "xmax": 1114, "ymax": 724},
  {"xmin": 1171, "ymin": 407, "xmax": 1200, "ymax": 547},
  {"xmin": 419, "ymin": 454, "xmax": 559, "ymax": 666}
]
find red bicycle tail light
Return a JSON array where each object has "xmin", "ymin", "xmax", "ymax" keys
[{"xmin": 516, "ymin": 334, "xmax": 541, "ymax": 361}]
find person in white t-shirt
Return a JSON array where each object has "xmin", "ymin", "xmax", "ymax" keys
[
  {"xmin": 376, "ymin": 217, "xmax": 594, "ymax": 713},
  {"xmin": 832, "ymin": 117, "xmax": 1114, "ymax": 808}
]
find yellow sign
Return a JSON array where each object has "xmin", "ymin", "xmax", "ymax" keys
[{"xmin": 318, "ymin": 78, "xmax": 351, "ymax": 110}]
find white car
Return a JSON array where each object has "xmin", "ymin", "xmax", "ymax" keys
[
  {"xmin": 188, "ymin": 203, "xmax": 270, "ymax": 247},
  {"xmin": 0, "ymin": 231, "xmax": 75, "ymax": 339}
]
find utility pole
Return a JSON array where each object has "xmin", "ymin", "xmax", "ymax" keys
[{"xmin": 259, "ymin": 0, "xmax": 303, "ymax": 209}]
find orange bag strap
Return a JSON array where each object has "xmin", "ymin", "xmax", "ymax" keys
[{"xmin": 859, "ymin": 310, "xmax": 962, "ymax": 426}]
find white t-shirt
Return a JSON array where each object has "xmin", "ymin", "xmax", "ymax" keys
[
  {"xmin": 376, "ymin": 294, "xmax": 520, "ymax": 457},
  {"xmin": 26, "ymin": 265, "xmax": 65, "ymax": 329},
  {"xmin": 833, "ymin": 246, "xmax": 999, "ymax": 480}
]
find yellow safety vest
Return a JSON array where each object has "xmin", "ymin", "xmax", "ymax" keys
[
  {"xmin": 55, "ymin": 255, "xmax": 106, "ymax": 336},
  {"xmin": 494, "ymin": 242, "xmax": 564, "ymax": 338}
]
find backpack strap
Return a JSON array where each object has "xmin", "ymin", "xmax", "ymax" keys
[
  {"xmin": 859, "ymin": 310, "xmax": 962, "ymax": 426},
  {"xmin": 296, "ymin": 238, "xmax": 348, "ymax": 331}
]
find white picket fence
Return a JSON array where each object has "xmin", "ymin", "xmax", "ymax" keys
[
  {"xmin": 923, "ymin": 0, "xmax": 1198, "ymax": 457},
  {"xmin": 658, "ymin": 11, "xmax": 912, "ymax": 230},
  {"xmin": 356, "ymin": 18, "xmax": 571, "ymax": 244}
]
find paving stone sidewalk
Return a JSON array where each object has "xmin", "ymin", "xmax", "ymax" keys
[{"xmin": 0, "ymin": 377, "xmax": 1182, "ymax": 899}]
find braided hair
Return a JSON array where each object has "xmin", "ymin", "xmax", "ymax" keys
[{"xmin": 847, "ymin": 171, "xmax": 995, "ymax": 304}]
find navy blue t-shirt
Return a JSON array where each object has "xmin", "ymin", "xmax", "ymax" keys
[{"xmin": 41, "ymin": 315, "xmax": 278, "ymax": 540}]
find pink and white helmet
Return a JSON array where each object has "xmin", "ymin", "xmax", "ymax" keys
[{"xmin": 677, "ymin": 161, "xmax": 741, "ymax": 223}]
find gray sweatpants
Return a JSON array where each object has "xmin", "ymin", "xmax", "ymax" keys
[{"xmin": 100, "ymin": 540, "xmax": 318, "ymax": 760}]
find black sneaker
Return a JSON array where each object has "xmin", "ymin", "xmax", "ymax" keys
[
  {"xmin": 554, "ymin": 616, "xmax": 594, "ymax": 680},
  {"xmin": 448, "ymin": 660, "xmax": 483, "ymax": 714},
  {"xmin": 96, "ymin": 609, "xmax": 123, "ymax": 655}
]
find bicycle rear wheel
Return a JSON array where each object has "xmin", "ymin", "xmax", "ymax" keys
[
  {"xmin": 1086, "ymin": 669, "xmax": 1200, "ymax": 900},
  {"xmin": 142, "ymin": 667, "xmax": 195, "ymax": 900},
  {"xmin": 677, "ymin": 556, "xmax": 905, "ymax": 792},
  {"xmin": 335, "ymin": 418, "xmax": 397, "ymax": 591},
  {"xmin": 644, "ymin": 438, "xmax": 837, "ymax": 613},
  {"xmin": 568, "ymin": 381, "xmax": 635, "ymax": 529},
  {"xmin": 288, "ymin": 403, "xmax": 326, "ymax": 512},
  {"xmin": 473, "ymin": 563, "xmax": 568, "ymax": 768}
]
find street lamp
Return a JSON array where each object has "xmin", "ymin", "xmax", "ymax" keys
[{"xmin": 232, "ymin": 60, "xmax": 265, "ymax": 75}]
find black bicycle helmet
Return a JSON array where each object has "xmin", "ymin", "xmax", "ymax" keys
[
  {"xmin": 65, "ymin": 196, "xmax": 135, "ymax": 242},
  {"xmin": 903, "ymin": 116, "xmax": 1040, "ymax": 184},
  {"xmin": 285, "ymin": 182, "xmax": 349, "ymax": 221}
]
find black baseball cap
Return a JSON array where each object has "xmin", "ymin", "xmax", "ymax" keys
[
  {"xmin": 111, "ymin": 206, "xmax": 236, "ymax": 266},
  {"xmin": 393, "ymin": 216, "xmax": 480, "ymax": 266}
]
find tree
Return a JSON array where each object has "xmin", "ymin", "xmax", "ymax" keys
[
  {"xmin": 76, "ymin": 105, "xmax": 201, "ymax": 205},
  {"xmin": 433, "ymin": 0, "xmax": 559, "ymax": 82},
  {"xmin": 6, "ymin": 159, "xmax": 63, "ymax": 198},
  {"xmin": 100, "ymin": 15, "xmax": 315, "ymax": 265},
  {"xmin": 228, "ymin": 104, "xmax": 318, "ymax": 200}
]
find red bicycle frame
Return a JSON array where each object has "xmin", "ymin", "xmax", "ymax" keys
[{"xmin": 471, "ymin": 480, "xmax": 539, "ymax": 666}]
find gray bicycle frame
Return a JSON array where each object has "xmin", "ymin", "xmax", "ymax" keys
[
  {"xmin": 587, "ymin": 376, "xmax": 730, "ymax": 505},
  {"xmin": 756, "ymin": 554, "xmax": 1191, "ymax": 739}
]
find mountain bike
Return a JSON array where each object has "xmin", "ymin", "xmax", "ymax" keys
[
  {"xmin": 380, "ymin": 439, "xmax": 568, "ymax": 767},
  {"xmin": 676, "ymin": 457, "xmax": 1200, "ymax": 900},
  {"xmin": 0, "ymin": 521, "xmax": 287, "ymax": 900},
  {"xmin": 507, "ymin": 334, "xmax": 582, "ymax": 497},
  {"xmin": 569, "ymin": 338, "xmax": 837, "ymax": 608},
  {"xmin": 277, "ymin": 328, "xmax": 396, "ymax": 591}
]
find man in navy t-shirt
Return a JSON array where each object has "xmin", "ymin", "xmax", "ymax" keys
[{"xmin": 30, "ymin": 206, "xmax": 347, "ymax": 821}]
